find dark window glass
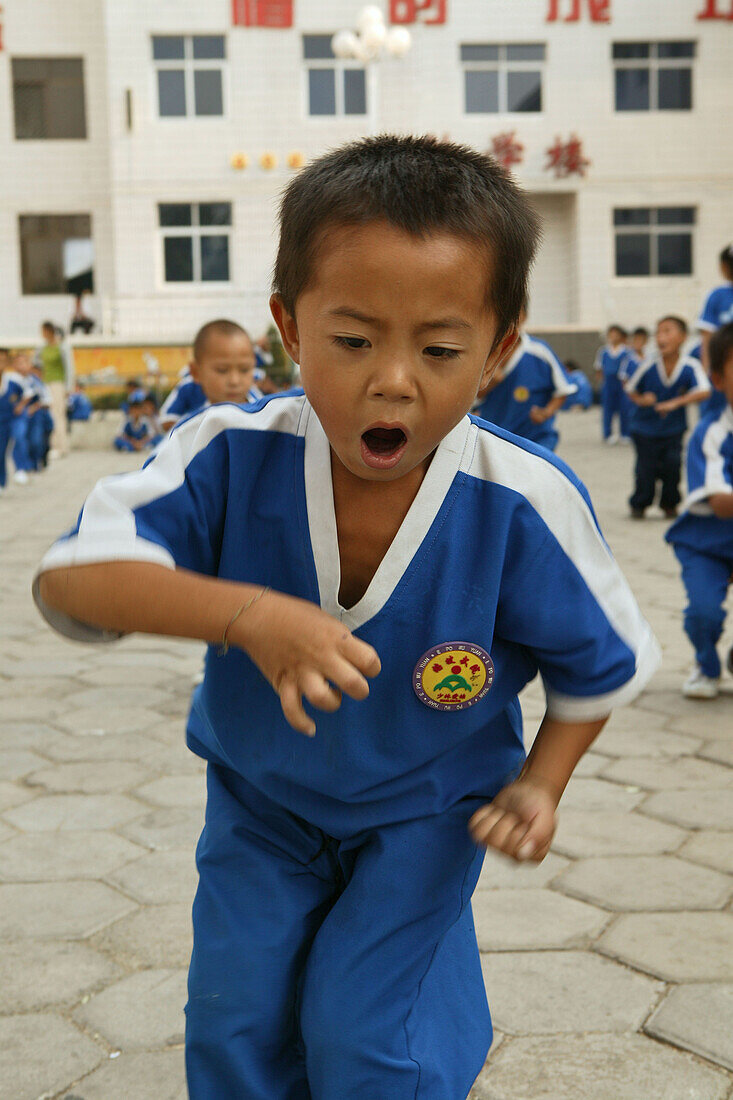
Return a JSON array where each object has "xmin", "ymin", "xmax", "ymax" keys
[
  {"xmin": 192, "ymin": 35, "xmax": 225, "ymax": 59},
  {"xmin": 616, "ymin": 234, "xmax": 651, "ymax": 276},
  {"xmin": 614, "ymin": 208, "xmax": 651, "ymax": 226},
  {"xmin": 465, "ymin": 70, "xmax": 499, "ymax": 113},
  {"xmin": 658, "ymin": 233, "xmax": 692, "ymax": 275},
  {"xmin": 303, "ymin": 34, "xmax": 335, "ymax": 59},
  {"xmin": 158, "ymin": 204, "xmax": 192, "ymax": 227},
  {"xmin": 199, "ymin": 203, "xmax": 232, "ymax": 226},
  {"xmin": 507, "ymin": 70, "xmax": 542, "ymax": 111},
  {"xmin": 19, "ymin": 214, "xmax": 93, "ymax": 294},
  {"xmin": 200, "ymin": 236, "xmax": 229, "ymax": 281},
  {"xmin": 194, "ymin": 69, "xmax": 223, "ymax": 115},
  {"xmin": 343, "ymin": 68, "xmax": 367, "ymax": 115},
  {"xmin": 656, "ymin": 207, "xmax": 695, "ymax": 225},
  {"xmin": 164, "ymin": 236, "xmax": 193, "ymax": 281},
  {"xmin": 308, "ymin": 68, "xmax": 336, "ymax": 114},
  {"xmin": 613, "ymin": 42, "xmax": 650, "ymax": 59},
  {"xmin": 658, "ymin": 67, "xmax": 691, "ymax": 110},
  {"xmin": 152, "ymin": 36, "xmax": 185, "ymax": 60},
  {"xmin": 12, "ymin": 58, "xmax": 86, "ymax": 139},
  {"xmin": 158, "ymin": 69, "xmax": 186, "ymax": 116},
  {"xmin": 615, "ymin": 67, "xmax": 650, "ymax": 110},
  {"xmin": 506, "ymin": 43, "xmax": 545, "ymax": 61},
  {"xmin": 657, "ymin": 41, "xmax": 694, "ymax": 58},
  {"xmin": 460, "ymin": 44, "xmax": 499, "ymax": 62}
]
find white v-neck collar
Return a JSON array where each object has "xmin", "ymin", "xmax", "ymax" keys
[
  {"xmin": 654, "ymin": 354, "xmax": 686, "ymax": 388},
  {"xmin": 303, "ymin": 403, "xmax": 472, "ymax": 630}
]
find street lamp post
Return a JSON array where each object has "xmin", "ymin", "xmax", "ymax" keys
[{"xmin": 331, "ymin": 6, "xmax": 412, "ymax": 134}]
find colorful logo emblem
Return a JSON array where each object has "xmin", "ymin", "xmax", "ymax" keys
[
  {"xmin": 413, "ymin": 642, "xmax": 494, "ymax": 711},
  {"xmin": 513, "ymin": 385, "xmax": 530, "ymax": 402}
]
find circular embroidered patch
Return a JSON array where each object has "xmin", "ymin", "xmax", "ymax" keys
[
  {"xmin": 413, "ymin": 642, "xmax": 494, "ymax": 711},
  {"xmin": 513, "ymin": 385, "xmax": 530, "ymax": 402}
]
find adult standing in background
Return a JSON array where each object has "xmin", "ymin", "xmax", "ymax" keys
[
  {"xmin": 696, "ymin": 244, "xmax": 733, "ymax": 419},
  {"xmin": 69, "ymin": 292, "xmax": 95, "ymax": 335},
  {"xmin": 35, "ymin": 321, "xmax": 73, "ymax": 457}
]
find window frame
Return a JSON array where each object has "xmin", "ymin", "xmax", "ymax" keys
[
  {"xmin": 613, "ymin": 206, "xmax": 696, "ymax": 278},
  {"xmin": 151, "ymin": 34, "xmax": 227, "ymax": 120},
  {"xmin": 302, "ymin": 34, "xmax": 368, "ymax": 119},
  {"xmin": 612, "ymin": 41, "xmax": 695, "ymax": 112},
  {"xmin": 157, "ymin": 202, "xmax": 233, "ymax": 289},
  {"xmin": 18, "ymin": 213, "xmax": 94, "ymax": 295},
  {"xmin": 11, "ymin": 56, "xmax": 88, "ymax": 140},
  {"xmin": 460, "ymin": 42, "xmax": 546, "ymax": 115}
]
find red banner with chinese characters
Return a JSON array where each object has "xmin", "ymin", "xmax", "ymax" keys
[
  {"xmin": 546, "ymin": 0, "xmax": 610, "ymax": 21},
  {"xmin": 390, "ymin": 0, "xmax": 447, "ymax": 25},
  {"xmin": 232, "ymin": 0, "xmax": 293, "ymax": 28},
  {"xmin": 696, "ymin": 0, "xmax": 733, "ymax": 17}
]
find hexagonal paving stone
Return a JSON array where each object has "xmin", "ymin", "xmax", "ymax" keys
[
  {"xmin": 3, "ymin": 792, "xmax": 145, "ymax": 831},
  {"xmin": 699, "ymin": 740, "xmax": 733, "ymax": 767},
  {"xmin": 68, "ymin": 684, "xmax": 173, "ymax": 710},
  {"xmin": 24, "ymin": 759, "xmax": 150, "ymax": 794},
  {"xmin": 476, "ymin": 850, "xmax": 569, "ymax": 891},
  {"xmin": 74, "ymin": 969, "xmax": 187, "ymax": 1050},
  {"xmin": 0, "ymin": 939, "xmax": 122, "ymax": 1012},
  {"xmin": 469, "ymin": 1033, "xmax": 731, "ymax": 1100},
  {"xmin": 679, "ymin": 830, "xmax": 733, "ymax": 875},
  {"xmin": 0, "ymin": 780, "xmax": 37, "ymax": 812},
  {"xmin": 641, "ymin": 788, "xmax": 733, "ymax": 829},
  {"xmin": 0, "ymin": 721, "xmax": 64, "ymax": 752},
  {"xmin": 646, "ymin": 983, "xmax": 733, "ymax": 1071},
  {"xmin": 0, "ymin": 881, "xmax": 137, "ymax": 940},
  {"xmin": 0, "ymin": 1013, "xmax": 104, "ymax": 1100},
  {"xmin": 41, "ymin": 729, "xmax": 167, "ymax": 764},
  {"xmin": 0, "ymin": 749, "xmax": 47, "ymax": 780},
  {"xmin": 472, "ymin": 888, "xmax": 609, "ymax": 951},
  {"xmin": 105, "ymin": 849, "xmax": 199, "ymax": 905},
  {"xmin": 593, "ymin": 724, "xmax": 702, "ymax": 758},
  {"xmin": 135, "ymin": 774, "xmax": 206, "ymax": 808},
  {"xmin": 63, "ymin": 1050, "xmax": 188, "ymax": 1100},
  {"xmin": 556, "ymin": 855, "xmax": 732, "ymax": 911},
  {"xmin": 92, "ymin": 902, "xmax": 193, "ymax": 969},
  {"xmin": 56, "ymin": 705, "xmax": 165, "ymax": 735},
  {"xmin": 552, "ymin": 810, "xmax": 686, "ymax": 858},
  {"xmin": 559, "ymin": 777, "xmax": 644, "ymax": 812},
  {"xmin": 481, "ymin": 950, "xmax": 663, "ymax": 1034},
  {"xmin": 567, "ymin": 751, "xmax": 611, "ymax": 778},
  {"xmin": 0, "ymin": 830, "xmax": 144, "ymax": 881},
  {"xmin": 601, "ymin": 755, "xmax": 733, "ymax": 790},
  {"xmin": 120, "ymin": 805, "xmax": 205, "ymax": 850},
  {"xmin": 597, "ymin": 911, "xmax": 733, "ymax": 981}
]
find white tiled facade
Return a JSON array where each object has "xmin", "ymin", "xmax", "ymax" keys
[{"xmin": 1, "ymin": 0, "xmax": 732, "ymax": 342}]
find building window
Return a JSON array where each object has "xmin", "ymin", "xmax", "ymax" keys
[
  {"xmin": 11, "ymin": 58, "xmax": 86, "ymax": 139},
  {"xmin": 158, "ymin": 203, "xmax": 231, "ymax": 283},
  {"xmin": 152, "ymin": 35, "xmax": 225, "ymax": 117},
  {"xmin": 614, "ymin": 207, "xmax": 695, "ymax": 277},
  {"xmin": 19, "ymin": 215, "xmax": 94, "ymax": 295},
  {"xmin": 303, "ymin": 35, "xmax": 367, "ymax": 116},
  {"xmin": 613, "ymin": 42, "xmax": 694, "ymax": 111},
  {"xmin": 461, "ymin": 44, "xmax": 545, "ymax": 114}
]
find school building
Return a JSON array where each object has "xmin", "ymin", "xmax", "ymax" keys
[{"xmin": 1, "ymin": 0, "xmax": 732, "ymax": 347}]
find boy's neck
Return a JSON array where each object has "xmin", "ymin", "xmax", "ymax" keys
[{"xmin": 661, "ymin": 350, "xmax": 680, "ymax": 374}]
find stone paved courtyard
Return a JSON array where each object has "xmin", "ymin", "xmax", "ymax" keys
[{"xmin": 0, "ymin": 410, "xmax": 732, "ymax": 1100}]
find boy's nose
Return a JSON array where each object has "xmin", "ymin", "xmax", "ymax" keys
[{"xmin": 368, "ymin": 358, "xmax": 417, "ymax": 401}]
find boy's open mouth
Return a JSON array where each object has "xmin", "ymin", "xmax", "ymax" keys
[{"xmin": 360, "ymin": 425, "xmax": 408, "ymax": 470}]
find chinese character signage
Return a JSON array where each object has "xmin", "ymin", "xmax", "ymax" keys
[
  {"xmin": 390, "ymin": 0, "xmax": 447, "ymax": 24},
  {"xmin": 545, "ymin": 135, "xmax": 591, "ymax": 177},
  {"xmin": 490, "ymin": 132, "xmax": 524, "ymax": 171},
  {"xmin": 232, "ymin": 0, "xmax": 293, "ymax": 27},
  {"xmin": 696, "ymin": 0, "xmax": 733, "ymax": 17},
  {"xmin": 546, "ymin": 0, "xmax": 610, "ymax": 21}
]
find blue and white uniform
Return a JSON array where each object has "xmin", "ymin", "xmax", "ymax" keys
[
  {"xmin": 697, "ymin": 284, "xmax": 733, "ymax": 419},
  {"xmin": 67, "ymin": 390, "xmax": 92, "ymax": 421},
  {"xmin": 35, "ymin": 394, "xmax": 659, "ymax": 1099},
  {"xmin": 27, "ymin": 374, "xmax": 55, "ymax": 469},
  {"xmin": 474, "ymin": 334, "xmax": 576, "ymax": 450},
  {"xmin": 114, "ymin": 416, "xmax": 155, "ymax": 452},
  {"xmin": 666, "ymin": 405, "xmax": 733, "ymax": 677},
  {"xmin": 0, "ymin": 370, "xmax": 26, "ymax": 488},
  {"xmin": 595, "ymin": 344, "xmax": 632, "ymax": 440},
  {"xmin": 159, "ymin": 371, "xmax": 206, "ymax": 426},
  {"xmin": 563, "ymin": 369, "xmax": 593, "ymax": 411}
]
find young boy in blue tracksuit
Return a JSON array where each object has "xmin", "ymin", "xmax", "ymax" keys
[
  {"xmin": 34, "ymin": 136, "xmax": 659, "ymax": 1100},
  {"xmin": 474, "ymin": 311, "xmax": 576, "ymax": 451},
  {"xmin": 696, "ymin": 244, "xmax": 733, "ymax": 422},
  {"xmin": 114, "ymin": 390, "xmax": 156, "ymax": 452},
  {"xmin": 625, "ymin": 316, "xmax": 710, "ymax": 519},
  {"xmin": 666, "ymin": 323, "xmax": 733, "ymax": 699},
  {"xmin": 594, "ymin": 324, "xmax": 632, "ymax": 443}
]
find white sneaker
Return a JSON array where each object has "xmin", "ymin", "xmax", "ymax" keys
[
  {"xmin": 13, "ymin": 470, "xmax": 29, "ymax": 485},
  {"xmin": 605, "ymin": 434, "xmax": 620, "ymax": 445},
  {"xmin": 619, "ymin": 436, "xmax": 632, "ymax": 445},
  {"xmin": 682, "ymin": 668, "xmax": 719, "ymax": 699}
]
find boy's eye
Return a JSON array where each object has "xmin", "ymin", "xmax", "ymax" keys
[
  {"xmin": 334, "ymin": 335, "xmax": 369, "ymax": 350},
  {"xmin": 424, "ymin": 346, "xmax": 460, "ymax": 360}
]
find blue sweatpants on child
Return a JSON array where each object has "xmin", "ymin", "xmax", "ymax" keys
[
  {"xmin": 11, "ymin": 414, "xmax": 32, "ymax": 472},
  {"xmin": 673, "ymin": 543, "xmax": 732, "ymax": 678},
  {"xmin": 601, "ymin": 375, "xmax": 630, "ymax": 440},
  {"xmin": 185, "ymin": 763, "xmax": 491, "ymax": 1100}
]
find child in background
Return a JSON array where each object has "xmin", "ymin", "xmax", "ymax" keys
[
  {"xmin": 183, "ymin": 319, "xmax": 260, "ymax": 422},
  {"xmin": 9, "ymin": 353, "xmax": 36, "ymax": 483},
  {"xmin": 474, "ymin": 307, "xmax": 576, "ymax": 451},
  {"xmin": 625, "ymin": 316, "xmax": 710, "ymax": 519},
  {"xmin": 562, "ymin": 360, "xmax": 593, "ymax": 412},
  {"xmin": 35, "ymin": 135, "xmax": 659, "ymax": 1099},
  {"xmin": 27, "ymin": 365, "xmax": 55, "ymax": 470},
  {"xmin": 666, "ymin": 323, "xmax": 733, "ymax": 698},
  {"xmin": 696, "ymin": 244, "xmax": 733, "ymax": 422},
  {"xmin": 159, "ymin": 365, "xmax": 206, "ymax": 433},
  {"xmin": 67, "ymin": 382, "xmax": 93, "ymax": 424},
  {"xmin": 114, "ymin": 389, "xmax": 156, "ymax": 452},
  {"xmin": 35, "ymin": 321, "xmax": 71, "ymax": 457},
  {"xmin": 141, "ymin": 391, "xmax": 163, "ymax": 447},
  {"xmin": 0, "ymin": 349, "xmax": 24, "ymax": 495},
  {"xmin": 594, "ymin": 324, "xmax": 631, "ymax": 443}
]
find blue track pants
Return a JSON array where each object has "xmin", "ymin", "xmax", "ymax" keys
[
  {"xmin": 185, "ymin": 763, "xmax": 491, "ymax": 1099},
  {"xmin": 601, "ymin": 375, "xmax": 631, "ymax": 439},
  {"xmin": 673, "ymin": 543, "xmax": 732, "ymax": 678}
]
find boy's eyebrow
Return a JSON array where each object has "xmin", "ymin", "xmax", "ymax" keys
[{"xmin": 328, "ymin": 308, "xmax": 471, "ymax": 332}]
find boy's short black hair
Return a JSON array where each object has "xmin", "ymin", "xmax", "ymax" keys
[
  {"xmin": 709, "ymin": 323, "xmax": 733, "ymax": 376},
  {"xmin": 607, "ymin": 324, "xmax": 627, "ymax": 338},
  {"xmin": 193, "ymin": 319, "xmax": 252, "ymax": 361},
  {"xmin": 41, "ymin": 320, "xmax": 55, "ymax": 332},
  {"xmin": 658, "ymin": 315, "xmax": 688, "ymax": 335},
  {"xmin": 273, "ymin": 134, "xmax": 541, "ymax": 349},
  {"xmin": 719, "ymin": 244, "xmax": 733, "ymax": 277},
  {"xmin": 632, "ymin": 326, "xmax": 649, "ymax": 338}
]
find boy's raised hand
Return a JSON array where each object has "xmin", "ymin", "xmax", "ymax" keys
[
  {"xmin": 468, "ymin": 777, "xmax": 557, "ymax": 863},
  {"xmin": 234, "ymin": 589, "xmax": 381, "ymax": 736}
]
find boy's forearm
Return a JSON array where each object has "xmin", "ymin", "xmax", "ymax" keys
[
  {"xmin": 38, "ymin": 562, "xmax": 264, "ymax": 645},
  {"xmin": 519, "ymin": 712, "xmax": 609, "ymax": 806},
  {"xmin": 708, "ymin": 493, "xmax": 733, "ymax": 519}
]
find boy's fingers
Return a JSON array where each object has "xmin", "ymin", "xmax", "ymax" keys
[
  {"xmin": 300, "ymin": 669, "xmax": 342, "ymax": 713},
  {"xmin": 338, "ymin": 633, "xmax": 381, "ymax": 678},
  {"xmin": 322, "ymin": 655, "xmax": 370, "ymax": 701},
  {"xmin": 279, "ymin": 675, "xmax": 316, "ymax": 737}
]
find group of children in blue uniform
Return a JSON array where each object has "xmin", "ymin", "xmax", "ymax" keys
[{"xmin": 0, "ymin": 348, "xmax": 55, "ymax": 494}]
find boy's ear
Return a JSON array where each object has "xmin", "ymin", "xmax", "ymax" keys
[
  {"xmin": 480, "ymin": 327, "xmax": 520, "ymax": 390},
  {"xmin": 270, "ymin": 295, "xmax": 300, "ymax": 365},
  {"xmin": 188, "ymin": 359, "xmax": 201, "ymax": 383}
]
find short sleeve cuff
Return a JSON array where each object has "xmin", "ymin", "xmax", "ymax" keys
[
  {"xmin": 685, "ymin": 483, "xmax": 733, "ymax": 511},
  {"xmin": 696, "ymin": 318, "xmax": 717, "ymax": 332},
  {"xmin": 544, "ymin": 627, "xmax": 661, "ymax": 722}
]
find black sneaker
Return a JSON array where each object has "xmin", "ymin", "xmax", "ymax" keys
[{"xmin": 630, "ymin": 508, "xmax": 645, "ymax": 519}]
